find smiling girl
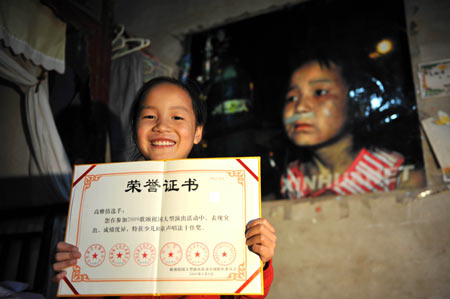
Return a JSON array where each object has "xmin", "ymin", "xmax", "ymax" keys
[{"xmin": 53, "ymin": 77, "xmax": 276, "ymax": 298}]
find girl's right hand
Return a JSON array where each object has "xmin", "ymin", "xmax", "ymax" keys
[{"xmin": 52, "ymin": 241, "xmax": 81, "ymax": 282}]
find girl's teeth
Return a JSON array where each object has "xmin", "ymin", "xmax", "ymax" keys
[{"xmin": 152, "ymin": 141, "xmax": 175, "ymax": 146}]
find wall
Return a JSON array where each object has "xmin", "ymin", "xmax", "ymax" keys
[
  {"xmin": 112, "ymin": 0, "xmax": 450, "ymax": 298},
  {"xmin": 263, "ymin": 188, "xmax": 450, "ymax": 298},
  {"xmin": 405, "ymin": 0, "xmax": 450, "ymax": 186}
]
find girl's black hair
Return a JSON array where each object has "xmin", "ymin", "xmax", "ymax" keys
[
  {"xmin": 287, "ymin": 46, "xmax": 363, "ymax": 95},
  {"xmin": 129, "ymin": 76, "xmax": 207, "ymax": 159}
]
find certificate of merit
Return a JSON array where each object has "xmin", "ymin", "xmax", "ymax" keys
[{"xmin": 57, "ymin": 157, "xmax": 263, "ymax": 297}]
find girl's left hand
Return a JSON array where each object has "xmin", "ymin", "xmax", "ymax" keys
[{"xmin": 245, "ymin": 218, "xmax": 277, "ymax": 263}]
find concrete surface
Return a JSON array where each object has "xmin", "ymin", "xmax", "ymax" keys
[{"xmin": 263, "ymin": 187, "xmax": 450, "ymax": 298}]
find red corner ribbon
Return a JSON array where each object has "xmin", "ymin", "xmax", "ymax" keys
[
  {"xmin": 72, "ymin": 164, "xmax": 97, "ymax": 187},
  {"xmin": 63, "ymin": 276, "xmax": 79, "ymax": 295},
  {"xmin": 235, "ymin": 159, "xmax": 260, "ymax": 293},
  {"xmin": 235, "ymin": 268, "xmax": 261, "ymax": 293},
  {"xmin": 236, "ymin": 159, "xmax": 259, "ymax": 181}
]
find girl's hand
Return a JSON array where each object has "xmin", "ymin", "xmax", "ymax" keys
[
  {"xmin": 245, "ymin": 218, "xmax": 277, "ymax": 264},
  {"xmin": 52, "ymin": 241, "xmax": 81, "ymax": 282}
]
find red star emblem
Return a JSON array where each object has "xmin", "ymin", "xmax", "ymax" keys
[
  {"xmin": 195, "ymin": 251, "xmax": 200, "ymax": 257},
  {"xmin": 92, "ymin": 253, "xmax": 98, "ymax": 259},
  {"xmin": 117, "ymin": 252, "xmax": 122, "ymax": 258},
  {"xmin": 169, "ymin": 252, "xmax": 173, "ymax": 258},
  {"xmin": 222, "ymin": 251, "xmax": 227, "ymax": 257},
  {"xmin": 142, "ymin": 252, "xmax": 148, "ymax": 259}
]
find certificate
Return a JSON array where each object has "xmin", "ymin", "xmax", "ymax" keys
[{"xmin": 57, "ymin": 157, "xmax": 263, "ymax": 297}]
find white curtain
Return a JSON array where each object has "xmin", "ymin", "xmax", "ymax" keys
[
  {"xmin": 0, "ymin": 0, "xmax": 71, "ymax": 203},
  {"xmin": 0, "ymin": 50, "xmax": 72, "ymax": 202}
]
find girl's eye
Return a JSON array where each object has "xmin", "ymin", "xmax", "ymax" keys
[
  {"xmin": 142, "ymin": 115, "xmax": 155, "ymax": 119},
  {"xmin": 285, "ymin": 95, "xmax": 299, "ymax": 103},
  {"xmin": 314, "ymin": 89, "xmax": 329, "ymax": 96},
  {"xmin": 173, "ymin": 116, "xmax": 184, "ymax": 120}
]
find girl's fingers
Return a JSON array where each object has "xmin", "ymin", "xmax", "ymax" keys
[
  {"xmin": 246, "ymin": 218, "xmax": 275, "ymax": 233},
  {"xmin": 55, "ymin": 250, "xmax": 81, "ymax": 262},
  {"xmin": 248, "ymin": 244, "xmax": 275, "ymax": 263},
  {"xmin": 246, "ymin": 232, "xmax": 276, "ymax": 249},
  {"xmin": 53, "ymin": 242, "xmax": 81, "ymax": 280},
  {"xmin": 245, "ymin": 218, "xmax": 277, "ymax": 263},
  {"xmin": 56, "ymin": 241, "xmax": 79, "ymax": 252},
  {"xmin": 246, "ymin": 224, "xmax": 277, "ymax": 244},
  {"xmin": 53, "ymin": 259, "xmax": 78, "ymax": 272}
]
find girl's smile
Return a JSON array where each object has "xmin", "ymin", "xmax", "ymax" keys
[{"xmin": 150, "ymin": 139, "xmax": 176, "ymax": 146}]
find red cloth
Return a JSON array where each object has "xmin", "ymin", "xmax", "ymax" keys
[
  {"xmin": 80, "ymin": 260, "xmax": 273, "ymax": 299},
  {"xmin": 281, "ymin": 147, "xmax": 405, "ymax": 198}
]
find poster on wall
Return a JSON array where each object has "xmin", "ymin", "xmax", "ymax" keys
[
  {"xmin": 186, "ymin": 0, "xmax": 426, "ymax": 200},
  {"xmin": 421, "ymin": 111, "xmax": 450, "ymax": 182},
  {"xmin": 418, "ymin": 59, "xmax": 450, "ymax": 99},
  {"xmin": 277, "ymin": 0, "xmax": 426, "ymax": 199}
]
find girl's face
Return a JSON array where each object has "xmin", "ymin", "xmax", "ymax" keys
[
  {"xmin": 136, "ymin": 83, "xmax": 203, "ymax": 160},
  {"xmin": 283, "ymin": 61, "xmax": 349, "ymax": 147}
]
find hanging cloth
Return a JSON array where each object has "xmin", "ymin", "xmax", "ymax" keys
[
  {"xmin": 108, "ymin": 51, "xmax": 144, "ymax": 161},
  {"xmin": 0, "ymin": 0, "xmax": 71, "ymax": 205},
  {"xmin": 0, "ymin": 0, "xmax": 66, "ymax": 74},
  {"xmin": 0, "ymin": 47, "xmax": 72, "ymax": 204}
]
